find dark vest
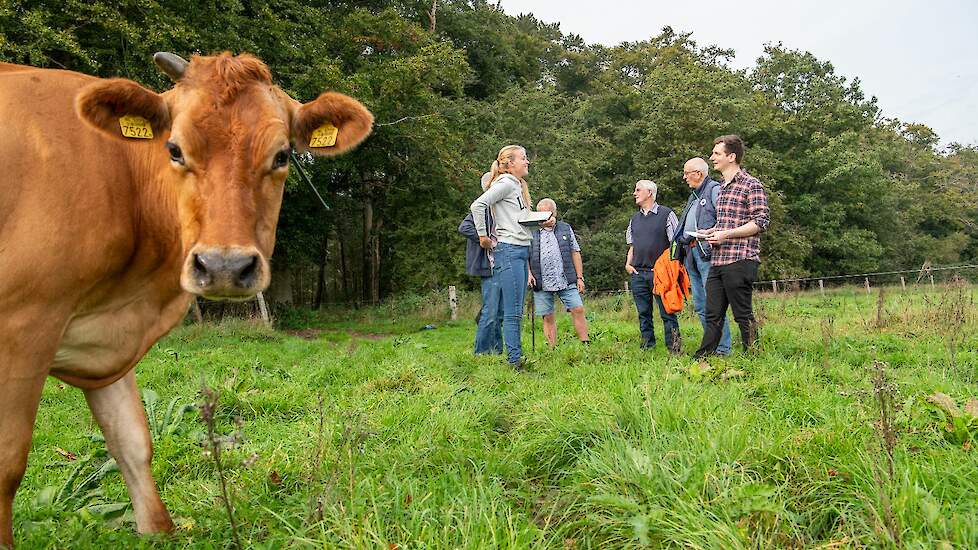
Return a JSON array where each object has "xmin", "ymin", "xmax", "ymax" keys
[
  {"xmin": 630, "ymin": 206, "xmax": 673, "ymax": 269},
  {"xmin": 693, "ymin": 177, "xmax": 720, "ymax": 231},
  {"xmin": 676, "ymin": 177, "xmax": 721, "ymax": 255},
  {"xmin": 530, "ymin": 221, "xmax": 577, "ymax": 291}
]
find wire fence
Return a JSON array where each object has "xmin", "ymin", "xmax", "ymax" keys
[
  {"xmin": 193, "ymin": 262, "xmax": 978, "ymax": 323},
  {"xmin": 584, "ymin": 262, "xmax": 978, "ymax": 297},
  {"xmin": 755, "ymin": 263, "xmax": 978, "ymax": 294}
]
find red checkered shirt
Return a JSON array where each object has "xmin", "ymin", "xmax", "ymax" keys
[{"xmin": 711, "ymin": 169, "xmax": 770, "ymax": 266}]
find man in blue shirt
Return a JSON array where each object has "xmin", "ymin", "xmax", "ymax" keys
[
  {"xmin": 528, "ymin": 198, "xmax": 589, "ymax": 348},
  {"xmin": 674, "ymin": 157, "xmax": 732, "ymax": 355}
]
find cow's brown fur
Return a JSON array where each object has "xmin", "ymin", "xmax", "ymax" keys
[{"xmin": 0, "ymin": 53, "xmax": 372, "ymax": 546}]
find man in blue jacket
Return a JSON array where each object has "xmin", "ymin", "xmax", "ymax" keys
[
  {"xmin": 528, "ymin": 198, "xmax": 589, "ymax": 348},
  {"xmin": 459, "ymin": 173, "xmax": 503, "ymax": 354},
  {"xmin": 674, "ymin": 157, "xmax": 731, "ymax": 355}
]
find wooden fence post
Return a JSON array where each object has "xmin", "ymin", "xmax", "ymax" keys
[
  {"xmin": 449, "ymin": 285, "xmax": 458, "ymax": 321},
  {"xmin": 864, "ymin": 277, "xmax": 871, "ymax": 295},
  {"xmin": 192, "ymin": 298, "xmax": 203, "ymax": 323},
  {"xmin": 772, "ymin": 280, "xmax": 778, "ymax": 293},
  {"xmin": 900, "ymin": 276, "xmax": 906, "ymax": 292},
  {"xmin": 929, "ymin": 274, "xmax": 935, "ymax": 290},
  {"xmin": 256, "ymin": 291, "xmax": 271, "ymax": 326},
  {"xmin": 819, "ymin": 279, "xmax": 825, "ymax": 297}
]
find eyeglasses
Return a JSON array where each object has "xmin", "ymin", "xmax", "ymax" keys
[{"xmin": 683, "ymin": 170, "xmax": 703, "ymax": 176}]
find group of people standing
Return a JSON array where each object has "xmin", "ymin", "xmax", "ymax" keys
[
  {"xmin": 459, "ymin": 145, "xmax": 590, "ymax": 370},
  {"xmin": 460, "ymin": 134, "xmax": 770, "ymax": 370},
  {"xmin": 638, "ymin": 135, "xmax": 770, "ymax": 359}
]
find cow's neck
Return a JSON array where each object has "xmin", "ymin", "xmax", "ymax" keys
[{"xmin": 124, "ymin": 145, "xmax": 186, "ymax": 277}]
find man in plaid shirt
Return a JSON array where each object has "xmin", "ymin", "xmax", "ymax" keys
[{"xmin": 694, "ymin": 135, "xmax": 770, "ymax": 358}]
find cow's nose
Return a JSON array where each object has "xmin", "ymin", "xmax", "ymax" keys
[{"xmin": 193, "ymin": 251, "xmax": 260, "ymax": 289}]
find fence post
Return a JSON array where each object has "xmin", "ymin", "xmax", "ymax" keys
[
  {"xmin": 900, "ymin": 276, "xmax": 906, "ymax": 292},
  {"xmin": 929, "ymin": 274, "xmax": 935, "ymax": 290},
  {"xmin": 256, "ymin": 291, "xmax": 271, "ymax": 326},
  {"xmin": 449, "ymin": 285, "xmax": 458, "ymax": 321},
  {"xmin": 192, "ymin": 298, "xmax": 203, "ymax": 323},
  {"xmin": 819, "ymin": 279, "xmax": 825, "ymax": 297},
  {"xmin": 864, "ymin": 277, "xmax": 871, "ymax": 295},
  {"xmin": 772, "ymin": 280, "xmax": 778, "ymax": 293},
  {"xmin": 625, "ymin": 279, "xmax": 629, "ymax": 292}
]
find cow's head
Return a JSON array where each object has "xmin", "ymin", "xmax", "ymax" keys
[{"xmin": 75, "ymin": 52, "xmax": 372, "ymax": 300}]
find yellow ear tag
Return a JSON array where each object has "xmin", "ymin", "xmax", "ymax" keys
[
  {"xmin": 119, "ymin": 115, "xmax": 154, "ymax": 139},
  {"xmin": 309, "ymin": 122, "xmax": 339, "ymax": 148}
]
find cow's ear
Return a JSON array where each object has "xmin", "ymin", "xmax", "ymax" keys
[
  {"xmin": 75, "ymin": 78, "xmax": 170, "ymax": 141},
  {"xmin": 293, "ymin": 92, "xmax": 373, "ymax": 157}
]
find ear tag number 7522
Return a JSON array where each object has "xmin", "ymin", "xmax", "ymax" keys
[
  {"xmin": 309, "ymin": 123, "xmax": 338, "ymax": 148},
  {"xmin": 119, "ymin": 115, "xmax": 154, "ymax": 139}
]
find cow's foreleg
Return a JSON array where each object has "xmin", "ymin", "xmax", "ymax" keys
[
  {"xmin": 0, "ymin": 372, "xmax": 46, "ymax": 548},
  {"xmin": 83, "ymin": 370, "xmax": 174, "ymax": 534}
]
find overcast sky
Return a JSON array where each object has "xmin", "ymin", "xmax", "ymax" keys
[{"xmin": 498, "ymin": 0, "xmax": 977, "ymax": 147}]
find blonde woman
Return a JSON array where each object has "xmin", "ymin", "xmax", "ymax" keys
[{"xmin": 470, "ymin": 145, "xmax": 535, "ymax": 370}]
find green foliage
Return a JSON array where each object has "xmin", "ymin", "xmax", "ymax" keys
[
  {"xmin": 141, "ymin": 388, "xmax": 196, "ymax": 441},
  {"xmin": 28, "ymin": 446, "xmax": 130, "ymax": 530},
  {"xmin": 2, "ymin": 2, "xmax": 975, "ymax": 299}
]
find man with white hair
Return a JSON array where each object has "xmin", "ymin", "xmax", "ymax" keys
[
  {"xmin": 674, "ymin": 157, "xmax": 732, "ymax": 355},
  {"xmin": 528, "ymin": 198, "xmax": 589, "ymax": 347},
  {"xmin": 626, "ymin": 179, "xmax": 680, "ymax": 351}
]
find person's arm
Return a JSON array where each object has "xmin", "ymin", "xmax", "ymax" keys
[
  {"xmin": 528, "ymin": 260, "xmax": 536, "ymax": 288},
  {"xmin": 470, "ymin": 181, "xmax": 510, "ymax": 237},
  {"xmin": 705, "ymin": 180, "xmax": 770, "ymax": 243},
  {"xmin": 705, "ymin": 221, "xmax": 761, "ymax": 243},
  {"xmin": 625, "ymin": 220, "xmax": 637, "ymax": 274},
  {"xmin": 572, "ymin": 251, "xmax": 585, "ymax": 292},
  {"xmin": 566, "ymin": 226, "xmax": 585, "ymax": 292},
  {"xmin": 458, "ymin": 214, "xmax": 479, "ymax": 241},
  {"xmin": 666, "ymin": 211, "xmax": 679, "ymax": 242},
  {"xmin": 471, "ymin": 181, "xmax": 510, "ymax": 248},
  {"xmin": 748, "ymin": 179, "xmax": 771, "ymax": 233}
]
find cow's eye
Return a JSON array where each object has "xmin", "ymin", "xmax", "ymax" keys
[
  {"xmin": 166, "ymin": 141, "xmax": 184, "ymax": 165},
  {"xmin": 272, "ymin": 149, "xmax": 290, "ymax": 170}
]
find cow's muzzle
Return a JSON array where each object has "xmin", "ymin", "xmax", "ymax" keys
[{"xmin": 181, "ymin": 246, "xmax": 268, "ymax": 299}]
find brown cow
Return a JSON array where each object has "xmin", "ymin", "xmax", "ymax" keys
[{"xmin": 0, "ymin": 52, "xmax": 372, "ymax": 545}]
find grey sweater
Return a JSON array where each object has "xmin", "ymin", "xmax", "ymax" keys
[{"xmin": 470, "ymin": 174, "xmax": 532, "ymax": 246}]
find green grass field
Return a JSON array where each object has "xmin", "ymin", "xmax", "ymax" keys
[{"xmin": 14, "ymin": 284, "xmax": 978, "ymax": 548}]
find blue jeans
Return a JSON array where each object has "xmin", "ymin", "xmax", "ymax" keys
[
  {"xmin": 493, "ymin": 243, "xmax": 530, "ymax": 364},
  {"xmin": 685, "ymin": 245, "xmax": 732, "ymax": 354},
  {"xmin": 630, "ymin": 270, "xmax": 679, "ymax": 350},
  {"xmin": 474, "ymin": 275, "xmax": 503, "ymax": 354}
]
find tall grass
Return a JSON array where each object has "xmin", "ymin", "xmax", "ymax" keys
[{"xmin": 15, "ymin": 284, "xmax": 978, "ymax": 548}]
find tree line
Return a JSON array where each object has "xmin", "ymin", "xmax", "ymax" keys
[{"xmin": 4, "ymin": 0, "xmax": 976, "ymax": 305}]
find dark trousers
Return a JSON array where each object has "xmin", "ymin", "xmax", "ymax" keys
[
  {"xmin": 695, "ymin": 259, "xmax": 759, "ymax": 357},
  {"xmin": 630, "ymin": 270, "xmax": 679, "ymax": 350}
]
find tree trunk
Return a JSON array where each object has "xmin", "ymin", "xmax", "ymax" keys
[
  {"xmin": 338, "ymin": 229, "xmax": 349, "ymax": 299},
  {"xmin": 314, "ymin": 233, "xmax": 328, "ymax": 309},
  {"xmin": 362, "ymin": 184, "xmax": 373, "ymax": 303},
  {"xmin": 371, "ymin": 219, "xmax": 382, "ymax": 303}
]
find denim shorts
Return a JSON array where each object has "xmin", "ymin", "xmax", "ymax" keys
[{"xmin": 533, "ymin": 287, "xmax": 584, "ymax": 316}]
